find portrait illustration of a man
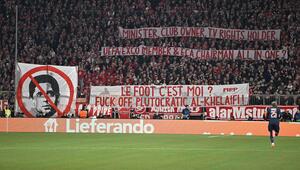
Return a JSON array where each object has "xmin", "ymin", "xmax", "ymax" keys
[{"xmin": 29, "ymin": 74, "xmax": 60, "ymax": 117}]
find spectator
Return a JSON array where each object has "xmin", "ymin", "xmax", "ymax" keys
[
  {"xmin": 294, "ymin": 110, "xmax": 300, "ymax": 122},
  {"xmin": 246, "ymin": 114, "xmax": 254, "ymax": 121},
  {"xmin": 182, "ymin": 105, "xmax": 191, "ymax": 120},
  {"xmin": 153, "ymin": 112, "xmax": 163, "ymax": 119},
  {"xmin": 199, "ymin": 112, "xmax": 206, "ymax": 120},
  {"xmin": 282, "ymin": 111, "xmax": 293, "ymax": 122},
  {"xmin": 4, "ymin": 105, "xmax": 11, "ymax": 118},
  {"xmin": 112, "ymin": 107, "xmax": 120, "ymax": 119},
  {"xmin": 79, "ymin": 105, "xmax": 88, "ymax": 118},
  {"xmin": 0, "ymin": 108, "xmax": 4, "ymax": 117},
  {"xmin": 230, "ymin": 113, "xmax": 235, "ymax": 120},
  {"xmin": 129, "ymin": 107, "xmax": 139, "ymax": 119},
  {"xmin": 199, "ymin": 107, "xmax": 207, "ymax": 120}
]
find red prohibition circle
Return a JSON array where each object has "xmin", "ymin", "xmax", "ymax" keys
[{"xmin": 16, "ymin": 66, "xmax": 74, "ymax": 117}]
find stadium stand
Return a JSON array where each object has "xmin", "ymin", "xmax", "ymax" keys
[{"xmin": 0, "ymin": 0, "xmax": 299, "ymax": 113}]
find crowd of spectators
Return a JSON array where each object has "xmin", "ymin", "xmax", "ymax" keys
[{"xmin": 0, "ymin": 0, "xmax": 299, "ymax": 111}]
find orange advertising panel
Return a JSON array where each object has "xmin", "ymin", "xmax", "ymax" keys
[
  {"xmin": 0, "ymin": 118, "xmax": 299, "ymax": 137},
  {"xmin": 0, "ymin": 119, "xmax": 7, "ymax": 132}
]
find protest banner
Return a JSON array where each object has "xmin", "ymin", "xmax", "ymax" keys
[
  {"xmin": 101, "ymin": 46, "xmax": 287, "ymax": 60},
  {"xmin": 119, "ymin": 27, "xmax": 281, "ymax": 41}
]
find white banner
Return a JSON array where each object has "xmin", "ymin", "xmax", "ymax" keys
[
  {"xmin": 119, "ymin": 27, "xmax": 281, "ymax": 41},
  {"xmin": 90, "ymin": 84, "xmax": 249, "ymax": 107},
  {"xmin": 15, "ymin": 63, "xmax": 78, "ymax": 117},
  {"xmin": 101, "ymin": 46, "xmax": 288, "ymax": 60}
]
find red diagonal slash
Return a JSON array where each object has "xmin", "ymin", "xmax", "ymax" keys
[
  {"xmin": 29, "ymin": 75, "xmax": 63, "ymax": 116},
  {"xmin": 17, "ymin": 65, "xmax": 74, "ymax": 118}
]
